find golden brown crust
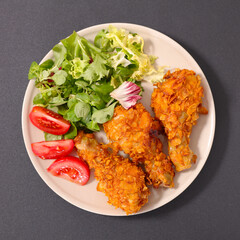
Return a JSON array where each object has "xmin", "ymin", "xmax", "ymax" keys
[
  {"xmin": 103, "ymin": 103, "xmax": 174, "ymax": 188},
  {"xmin": 74, "ymin": 131, "xmax": 149, "ymax": 215},
  {"xmin": 151, "ymin": 69, "xmax": 207, "ymax": 171}
]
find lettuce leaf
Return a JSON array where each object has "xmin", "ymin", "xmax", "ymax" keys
[
  {"xmin": 61, "ymin": 31, "xmax": 89, "ymax": 61},
  {"xmin": 94, "ymin": 29, "xmax": 114, "ymax": 52},
  {"xmin": 69, "ymin": 58, "xmax": 89, "ymax": 79},
  {"xmin": 28, "ymin": 61, "xmax": 40, "ymax": 79},
  {"xmin": 106, "ymin": 25, "xmax": 165, "ymax": 83},
  {"xmin": 81, "ymin": 55, "xmax": 109, "ymax": 83},
  {"xmin": 52, "ymin": 44, "xmax": 67, "ymax": 67},
  {"xmin": 92, "ymin": 102, "xmax": 117, "ymax": 124},
  {"xmin": 109, "ymin": 51, "xmax": 131, "ymax": 69}
]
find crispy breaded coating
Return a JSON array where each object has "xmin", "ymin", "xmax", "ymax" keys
[
  {"xmin": 74, "ymin": 131, "xmax": 149, "ymax": 215},
  {"xmin": 151, "ymin": 69, "xmax": 208, "ymax": 171},
  {"xmin": 103, "ymin": 103, "xmax": 174, "ymax": 188}
]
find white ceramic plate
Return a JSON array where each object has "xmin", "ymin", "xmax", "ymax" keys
[{"xmin": 22, "ymin": 23, "xmax": 215, "ymax": 216}]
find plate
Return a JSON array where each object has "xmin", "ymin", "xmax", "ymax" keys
[{"xmin": 22, "ymin": 23, "xmax": 215, "ymax": 216}]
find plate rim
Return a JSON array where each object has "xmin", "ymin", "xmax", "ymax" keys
[{"xmin": 22, "ymin": 22, "xmax": 216, "ymax": 216}]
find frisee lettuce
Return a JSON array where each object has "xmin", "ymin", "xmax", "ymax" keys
[{"xmin": 105, "ymin": 25, "xmax": 165, "ymax": 83}]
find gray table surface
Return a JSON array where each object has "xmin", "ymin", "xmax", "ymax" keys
[{"xmin": 1, "ymin": 0, "xmax": 240, "ymax": 239}]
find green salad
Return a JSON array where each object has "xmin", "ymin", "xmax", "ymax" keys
[{"xmin": 28, "ymin": 25, "xmax": 164, "ymax": 139}]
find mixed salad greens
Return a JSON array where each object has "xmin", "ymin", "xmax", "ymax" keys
[{"xmin": 28, "ymin": 25, "xmax": 165, "ymax": 140}]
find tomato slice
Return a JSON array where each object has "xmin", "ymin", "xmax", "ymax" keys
[
  {"xmin": 31, "ymin": 140, "xmax": 74, "ymax": 159},
  {"xmin": 47, "ymin": 156, "xmax": 90, "ymax": 185},
  {"xmin": 29, "ymin": 106, "xmax": 70, "ymax": 135}
]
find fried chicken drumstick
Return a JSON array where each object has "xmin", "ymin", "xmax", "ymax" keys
[
  {"xmin": 103, "ymin": 103, "xmax": 174, "ymax": 188},
  {"xmin": 74, "ymin": 131, "xmax": 149, "ymax": 215},
  {"xmin": 151, "ymin": 69, "xmax": 208, "ymax": 171}
]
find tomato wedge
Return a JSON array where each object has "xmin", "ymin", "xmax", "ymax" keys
[
  {"xmin": 29, "ymin": 106, "xmax": 70, "ymax": 135},
  {"xmin": 47, "ymin": 156, "xmax": 90, "ymax": 185},
  {"xmin": 31, "ymin": 140, "xmax": 74, "ymax": 159}
]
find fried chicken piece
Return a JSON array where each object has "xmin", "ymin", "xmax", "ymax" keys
[
  {"xmin": 74, "ymin": 131, "xmax": 149, "ymax": 215},
  {"xmin": 151, "ymin": 69, "xmax": 208, "ymax": 172},
  {"xmin": 103, "ymin": 103, "xmax": 174, "ymax": 188}
]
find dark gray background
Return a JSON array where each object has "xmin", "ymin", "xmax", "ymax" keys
[{"xmin": 1, "ymin": 0, "xmax": 239, "ymax": 239}]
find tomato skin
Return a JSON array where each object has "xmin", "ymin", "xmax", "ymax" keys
[
  {"xmin": 31, "ymin": 140, "xmax": 74, "ymax": 159},
  {"xmin": 29, "ymin": 106, "xmax": 70, "ymax": 135},
  {"xmin": 47, "ymin": 156, "xmax": 90, "ymax": 185}
]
